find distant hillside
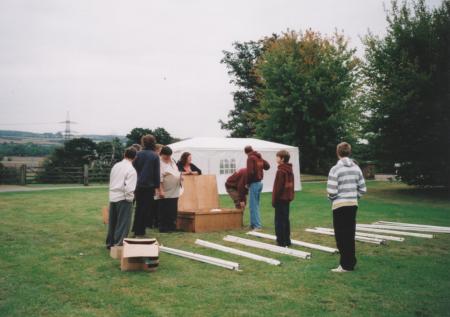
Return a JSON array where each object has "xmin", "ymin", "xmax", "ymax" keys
[{"xmin": 0, "ymin": 130, "xmax": 126, "ymax": 144}]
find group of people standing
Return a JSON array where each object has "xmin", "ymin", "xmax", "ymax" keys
[
  {"xmin": 106, "ymin": 136, "xmax": 366, "ymax": 273},
  {"xmin": 106, "ymin": 134, "xmax": 202, "ymax": 249},
  {"xmin": 225, "ymin": 142, "xmax": 366, "ymax": 272},
  {"xmin": 225, "ymin": 146, "xmax": 295, "ymax": 247}
]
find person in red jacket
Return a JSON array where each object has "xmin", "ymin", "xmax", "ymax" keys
[
  {"xmin": 245, "ymin": 145, "xmax": 270, "ymax": 230},
  {"xmin": 272, "ymin": 150, "xmax": 295, "ymax": 247},
  {"xmin": 225, "ymin": 168, "xmax": 248, "ymax": 209}
]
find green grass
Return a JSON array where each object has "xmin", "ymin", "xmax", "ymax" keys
[{"xmin": 0, "ymin": 182, "xmax": 449, "ymax": 317}]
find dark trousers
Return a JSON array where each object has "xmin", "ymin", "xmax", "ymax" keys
[
  {"xmin": 145, "ymin": 199, "xmax": 159, "ymax": 229},
  {"xmin": 133, "ymin": 187, "xmax": 155, "ymax": 236},
  {"xmin": 333, "ymin": 205, "xmax": 358, "ymax": 270},
  {"xmin": 106, "ymin": 200, "xmax": 133, "ymax": 247},
  {"xmin": 226, "ymin": 186, "xmax": 242, "ymax": 209},
  {"xmin": 274, "ymin": 201, "xmax": 291, "ymax": 247},
  {"xmin": 158, "ymin": 198, "xmax": 178, "ymax": 233}
]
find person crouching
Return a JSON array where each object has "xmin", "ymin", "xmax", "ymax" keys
[
  {"xmin": 225, "ymin": 168, "xmax": 248, "ymax": 210},
  {"xmin": 106, "ymin": 147, "xmax": 137, "ymax": 248},
  {"xmin": 272, "ymin": 150, "xmax": 295, "ymax": 247}
]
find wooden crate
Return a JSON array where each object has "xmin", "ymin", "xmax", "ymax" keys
[
  {"xmin": 177, "ymin": 208, "xmax": 243, "ymax": 233},
  {"xmin": 178, "ymin": 175, "xmax": 219, "ymax": 211},
  {"xmin": 177, "ymin": 175, "xmax": 243, "ymax": 232}
]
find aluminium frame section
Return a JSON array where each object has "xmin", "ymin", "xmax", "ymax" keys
[
  {"xmin": 195, "ymin": 239, "xmax": 281, "ymax": 266},
  {"xmin": 246, "ymin": 231, "xmax": 338, "ymax": 254},
  {"xmin": 223, "ymin": 235, "xmax": 311, "ymax": 259}
]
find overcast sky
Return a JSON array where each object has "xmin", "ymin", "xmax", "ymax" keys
[{"xmin": 0, "ymin": 0, "xmax": 442, "ymax": 139}]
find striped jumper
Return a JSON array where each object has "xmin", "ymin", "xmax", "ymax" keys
[{"xmin": 327, "ymin": 157, "xmax": 367, "ymax": 210}]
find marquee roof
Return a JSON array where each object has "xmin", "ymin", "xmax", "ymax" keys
[{"xmin": 169, "ymin": 137, "xmax": 298, "ymax": 151}]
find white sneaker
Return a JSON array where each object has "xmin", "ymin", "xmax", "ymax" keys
[{"xmin": 331, "ymin": 265, "xmax": 349, "ymax": 273}]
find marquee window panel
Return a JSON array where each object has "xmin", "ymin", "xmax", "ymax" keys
[{"xmin": 220, "ymin": 158, "xmax": 237, "ymax": 175}]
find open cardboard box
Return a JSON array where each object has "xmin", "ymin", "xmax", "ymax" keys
[
  {"xmin": 110, "ymin": 246, "xmax": 123, "ymax": 259},
  {"xmin": 120, "ymin": 238, "xmax": 159, "ymax": 272}
]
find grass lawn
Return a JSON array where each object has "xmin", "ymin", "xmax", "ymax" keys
[{"xmin": 0, "ymin": 182, "xmax": 449, "ymax": 317}]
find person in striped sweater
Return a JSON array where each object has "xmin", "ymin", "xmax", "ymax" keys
[{"xmin": 327, "ymin": 142, "xmax": 366, "ymax": 272}]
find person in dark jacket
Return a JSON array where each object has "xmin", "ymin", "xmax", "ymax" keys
[
  {"xmin": 225, "ymin": 168, "xmax": 248, "ymax": 209},
  {"xmin": 245, "ymin": 145, "xmax": 270, "ymax": 230},
  {"xmin": 132, "ymin": 134, "xmax": 160, "ymax": 236},
  {"xmin": 177, "ymin": 152, "xmax": 202, "ymax": 175},
  {"xmin": 272, "ymin": 150, "xmax": 295, "ymax": 247}
]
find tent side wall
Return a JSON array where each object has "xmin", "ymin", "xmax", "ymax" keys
[{"xmin": 172, "ymin": 147, "xmax": 301, "ymax": 195}]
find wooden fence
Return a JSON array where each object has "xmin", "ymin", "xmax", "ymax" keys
[{"xmin": 0, "ymin": 164, "xmax": 110, "ymax": 185}]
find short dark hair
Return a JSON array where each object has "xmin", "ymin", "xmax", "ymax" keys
[
  {"xmin": 337, "ymin": 142, "xmax": 352, "ymax": 157},
  {"xmin": 131, "ymin": 144, "xmax": 142, "ymax": 151},
  {"xmin": 276, "ymin": 150, "xmax": 290, "ymax": 163},
  {"xmin": 160, "ymin": 146, "xmax": 173, "ymax": 156},
  {"xmin": 141, "ymin": 134, "xmax": 156, "ymax": 150},
  {"xmin": 244, "ymin": 145, "xmax": 253, "ymax": 154},
  {"xmin": 124, "ymin": 147, "xmax": 137, "ymax": 160}
]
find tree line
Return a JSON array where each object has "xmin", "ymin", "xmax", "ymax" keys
[
  {"xmin": 40, "ymin": 127, "xmax": 177, "ymax": 170},
  {"xmin": 220, "ymin": 0, "xmax": 449, "ymax": 187}
]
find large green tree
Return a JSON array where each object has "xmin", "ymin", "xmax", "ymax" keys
[
  {"xmin": 126, "ymin": 127, "xmax": 176, "ymax": 146},
  {"xmin": 255, "ymin": 30, "xmax": 362, "ymax": 173},
  {"xmin": 96, "ymin": 137, "xmax": 124, "ymax": 166},
  {"xmin": 45, "ymin": 138, "xmax": 97, "ymax": 167},
  {"xmin": 363, "ymin": 0, "xmax": 450, "ymax": 187},
  {"xmin": 220, "ymin": 36, "xmax": 277, "ymax": 137}
]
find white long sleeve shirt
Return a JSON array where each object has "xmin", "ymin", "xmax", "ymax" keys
[{"xmin": 109, "ymin": 159, "xmax": 137, "ymax": 202}]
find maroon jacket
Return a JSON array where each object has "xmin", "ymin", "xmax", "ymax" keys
[
  {"xmin": 246, "ymin": 151, "xmax": 270, "ymax": 185},
  {"xmin": 225, "ymin": 168, "xmax": 248, "ymax": 202},
  {"xmin": 272, "ymin": 163, "xmax": 295, "ymax": 207}
]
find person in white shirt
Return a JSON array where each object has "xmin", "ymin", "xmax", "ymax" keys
[
  {"xmin": 106, "ymin": 147, "xmax": 138, "ymax": 248},
  {"xmin": 157, "ymin": 146, "xmax": 182, "ymax": 232}
]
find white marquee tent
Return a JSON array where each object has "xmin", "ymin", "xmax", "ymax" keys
[{"xmin": 168, "ymin": 137, "xmax": 301, "ymax": 195}]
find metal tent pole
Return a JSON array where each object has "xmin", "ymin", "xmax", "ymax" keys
[
  {"xmin": 195, "ymin": 239, "xmax": 281, "ymax": 266},
  {"xmin": 223, "ymin": 236, "xmax": 311, "ymax": 259},
  {"xmin": 159, "ymin": 246, "xmax": 240, "ymax": 271},
  {"xmin": 314, "ymin": 227, "xmax": 404, "ymax": 242},
  {"xmin": 305, "ymin": 228, "xmax": 384, "ymax": 245},
  {"xmin": 355, "ymin": 226, "xmax": 433, "ymax": 238},
  {"xmin": 358, "ymin": 224, "xmax": 446, "ymax": 234},
  {"xmin": 246, "ymin": 231, "xmax": 338, "ymax": 254},
  {"xmin": 374, "ymin": 221, "xmax": 450, "ymax": 233}
]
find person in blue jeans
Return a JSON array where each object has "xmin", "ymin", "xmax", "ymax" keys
[{"xmin": 245, "ymin": 146, "xmax": 270, "ymax": 230}]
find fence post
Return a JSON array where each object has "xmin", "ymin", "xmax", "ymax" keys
[
  {"xmin": 19, "ymin": 164, "xmax": 27, "ymax": 186},
  {"xmin": 83, "ymin": 165, "xmax": 89, "ymax": 186}
]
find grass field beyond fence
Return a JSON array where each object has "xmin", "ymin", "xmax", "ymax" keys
[{"xmin": 0, "ymin": 182, "xmax": 449, "ymax": 317}]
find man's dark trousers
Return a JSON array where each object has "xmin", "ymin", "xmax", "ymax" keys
[
  {"xmin": 106, "ymin": 200, "xmax": 133, "ymax": 247},
  {"xmin": 133, "ymin": 187, "xmax": 155, "ymax": 236},
  {"xmin": 333, "ymin": 206, "xmax": 358, "ymax": 270},
  {"xmin": 274, "ymin": 201, "xmax": 291, "ymax": 247}
]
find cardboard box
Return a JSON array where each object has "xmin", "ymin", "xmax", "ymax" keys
[
  {"xmin": 120, "ymin": 238, "xmax": 159, "ymax": 272},
  {"xmin": 110, "ymin": 246, "xmax": 123, "ymax": 259}
]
